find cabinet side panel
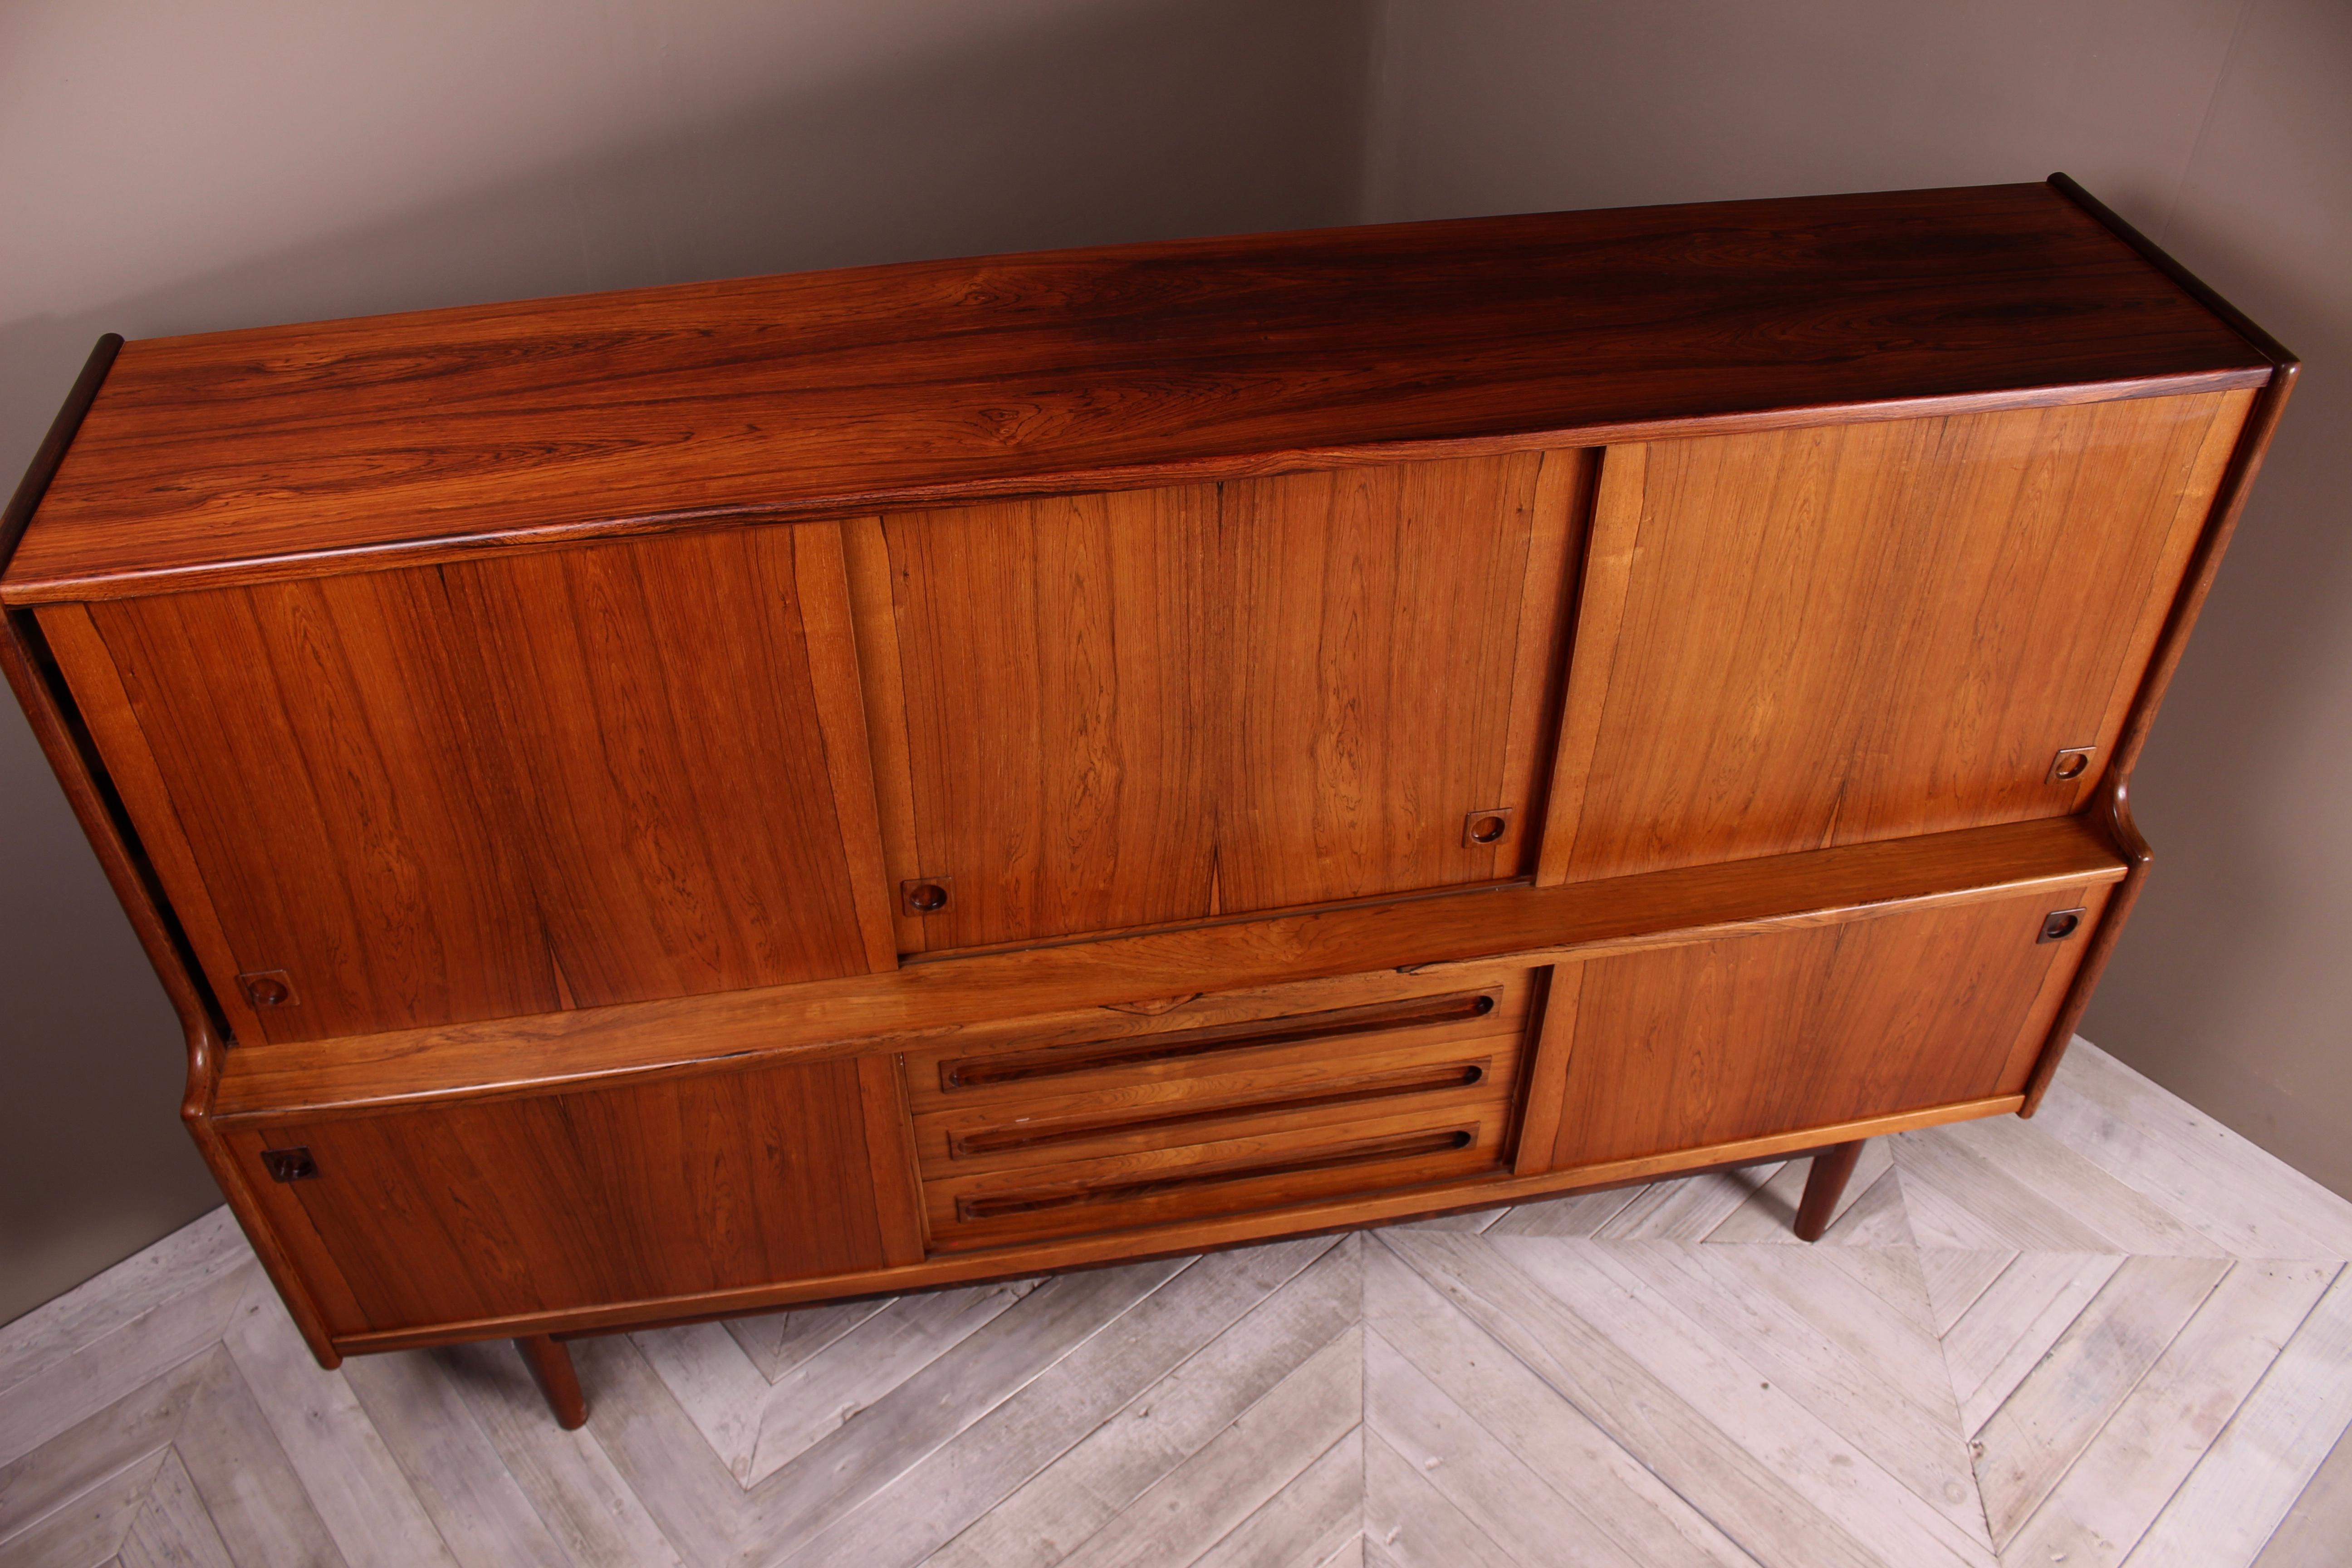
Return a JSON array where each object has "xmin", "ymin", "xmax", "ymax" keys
[
  {"xmin": 442, "ymin": 525, "xmax": 876, "ymax": 1004},
  {"xmin": 87, "ymin": 572, "xmax": 560, "ymax": 1043},
  {"xmin": 236, "ymin": 1057, "xmax": 891, "ymax": 1333},
  {"xmin": 877, "ymin": 486, "xmax": 1222, "ymax": 951},
  {"xmin": 1217, "ymin": 449, "xmax": 1564, "ymax": 907},
  {"xmin": 1546, "ymin": 887, "xmax": 2111, "ymax": 1169},
  {"xmin": 1557, "ymin": 393, "xmax": 2247, "ymax": 882}
]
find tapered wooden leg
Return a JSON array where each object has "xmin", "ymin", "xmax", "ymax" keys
[
  {"xmin": 517, "ymin": 1334, "xmax": 588, "ymax": 1429},
  {"xmin": 1794, "ymin": 1139, "xmax": 1865, "ymax": 1242}
]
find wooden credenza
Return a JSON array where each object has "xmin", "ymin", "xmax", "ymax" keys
[{"xmin": 0, "ymin": 177, "xmax": 2293, "ymax": 1428}]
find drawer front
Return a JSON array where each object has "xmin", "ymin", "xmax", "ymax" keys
[{"xmin": 906, "ymin": 970, "xmax": 1535, "ymax": 1250}]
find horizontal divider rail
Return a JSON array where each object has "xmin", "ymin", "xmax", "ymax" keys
[{"xmin": 211, "ymin": 811, "xmax": 2128, "ymax": 1127}]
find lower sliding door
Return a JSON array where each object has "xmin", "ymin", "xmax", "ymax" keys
[
  {"xmin": 1520, "ymin": 885, "xmax": 2111, "ymax": 1176},
  {"xmin": 226, "ymin": 1055, "xmax": 921, "ymax": 1338}
]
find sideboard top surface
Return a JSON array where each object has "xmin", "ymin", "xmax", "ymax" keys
[{"xmin": 4, "ymin": 180, "xmax": 2273, "ymax": 604}]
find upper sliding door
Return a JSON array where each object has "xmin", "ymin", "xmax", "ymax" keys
[
  {"xmin": 1541, "ymin": 391, "xmax": 2250, "ymax": 885},
  {"xmin": 47, "ymin": 524, "xmax": 894, "ymax": 1044},
  {"xmin": 852, "ymin": 450, "xmax": 1593, "ymax": 954}
]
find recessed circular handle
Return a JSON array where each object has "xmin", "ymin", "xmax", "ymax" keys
[
  {"xmin": 906, "ymin": 881, "xmax": 949, "ymax": 913},
  {"xmin": 2039, "ymin": 909, "xmax": 2086, "ymax": 943},
  {"xmin": 1472, "ymin": 995, "xmax": 1496, "ymax": 1016},
  {"xmin": 2053, "ymin": 754, "xmax": 2088, "ymax": 780},
  {"xmin": 239, "ymin": 971, "xmax": 294, "ymax": 1008},
  {"xmin": 1467, "ymin": 815, "xmax": 1508, "ymax": 844}
]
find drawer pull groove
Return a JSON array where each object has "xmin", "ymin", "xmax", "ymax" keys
[
  {"xmin": 937, "ymin": 989, "xmax": 1502, "ymax": 1092},
  {"xmin": 954, "ymin": 1127, "xmax": 1479, "ymax": 1222},
  {"xmin": 948, "ymin": 1062, "xmax": 1489, "ymax": 1159}
]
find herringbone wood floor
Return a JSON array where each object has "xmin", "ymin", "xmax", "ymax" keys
[{"xmin": 5, "ymin": 1041, "xmax": 2351, "ymax": 1568}]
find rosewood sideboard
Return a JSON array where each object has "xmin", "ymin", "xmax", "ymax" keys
[{"xmin": 0, "ymin": 176, "xmax": 2293, "ymax": 1429}]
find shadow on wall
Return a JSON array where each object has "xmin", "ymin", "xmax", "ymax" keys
[{"xmin": 0, "ymin": 0, "xmax": 1377, "ymax": 1325}]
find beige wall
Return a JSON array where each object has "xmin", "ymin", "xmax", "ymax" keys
[
  {"xmin": 1363, "ymin": 0, "xmax": 2352, "ymax": 1194},
  {"xmin": 0, "ymin": 0, "xmax": 1376, "ymax": 1326},
  {"xmin": 5, "ymin": 0, "xmax": 2346, "ymax": 1326}
]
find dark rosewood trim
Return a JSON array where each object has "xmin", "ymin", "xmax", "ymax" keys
[
  {"xmin": 1794, "ymin": 1140, "xmax": 1866, "ymax": 1241},
  {"xmin": 2014, "ymin": 176, "xmax": 2300, "ymax": 1116},
  {"xmin": 0, "ymin": 334, "xmax": 344, "ymax": 1366},
  {"xmin": 0, "ymin": 368, "xmax": 2268, "ymax": 608},
  {"xmin": 2024, "ymin": 779, "xmax": 2154, "ymax": 1115},
  {"xmin": 2047, "ymin": 173, "xmax": 2299, "ymax": 368},
  {"xmin": 516, "ymin": 1335, "xmax": 588, "ymax": 1429},
  {"xmin": 0, "ymin": 336, "xmax": 121, "ymax": 565}
]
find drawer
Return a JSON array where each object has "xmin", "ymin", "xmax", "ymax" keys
[{"xmin": 904, "ymin": 970, "xmax": 1535, "ymax": 1250}]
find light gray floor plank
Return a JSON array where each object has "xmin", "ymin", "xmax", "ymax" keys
[
  {"xmin": 1361, "ymin": 1430, "xmax": 1520, "ymax": 1568},
  {"xmin": 168, "ymin": 1347, "xmax": 348, "ymax": 1568},
  {"xmin": 1053, "ymin": 1327, "xmax": 1361, "ymax": 1568},
  {"xmin": 1920, "ymin": 1252, "xmax": 2018, "ymax": 1339},
  {"xmin": 0, "ymin": 1448, "xmax": 165, "ymax": 1568},
  {"xmin": 2124, "ymin": 1267, "xmax": 2352, "ymax": 1566},
  {"xmin": 2253, "ymin": 1392, "xmax": 2352, "ymax": 1568},
  {"xmin": 1593, "ymin": 1167, "xmax": 1784, "ymax": 1241},
  {"xmin": 1627, "ymin": 1240, "xmax": 1984, "ymax": 1541},
  {"xmin": 220, "ymin": 1276, "xmax": 462, "ymax": 1568},
  {"xmin": 1509, "ymin": 1236, "xmax": 1997, "ymax": 1566},
  {"xmin": 1971, "ymin": 1254, "xmax": 2230, "ymax": 1546},
  {"xmin": 340, "ymin": 1346, "xmax": 573, "ymax": 1568},
  {"xmin": 2005, "ymin": 1259, "xmax": 2336, "ymax": 1568},
  {"xmin": 439, "ymin": 1340, "xmax": 683, "ymax": 1568},
  {"xmin": 627, "ymin": 1258, "xmax": 1196, "ymax": 1568},
  {"xmin": 1803, "ymin": 1242, "xmax": 1937, "ymax": 1335},
  {"xmin": 0, "ymin": 1349, "xmax": 213, "ymax": 1540},
  {"xmin": 724, "ymin": 1300, "xmax": 890, "ymax": 1383},
  {"xmin": 1365, "ymin": 1330, "xmax": 1644, "ymax": 1568},
  {"xmin": 921, "ymin": 1237, "xmax": 1356, "ymax": 1568},
  {"xmin": 1895, "ymin": 1127, "xmax": 2192, "ymax": 1255},
  {"xmin": 1190, "ymin": 1425, "xmax": 1360, "ymax": 1568},
  {"xmin": 115, "ymin": 1447, "xmax": 234, "ymax": 1568},
  {"xmin": 1928, "ymin": 1114, "xmax": 2232, "ymax": 1258},
  {"xmin": 641, "ymin": 1279, "xmax": 1043, "ymax": 1488},
  {"xmin": 1366, "ymin": 1240, "xmax": 1759, "ymax": 1568},
  {"xmin": 1483, "ymin": 1186, "xmax": 1641, "ymax": 1238},
  {"xmin": 1309, "ymin": 1532, "xmax": 1364, "ymax": 1568},
  {"xmin": 1704, "ymin": 1144, "xmax": 1897, "ymax": 1245},
  {"xmin": 1942, "ymin": 1254, "xmax": 2124, "ymax": 1435},
  {"xmin": 1392, "ymin": 1232, "xmax": 1975, "ymax": 1568},
  {"xmin": 2040, "ymin": 1046, "xmax": 2352, "ymax": 1262},
  {"xmin": 788, "ymin": 1239, "xmax": 1339, "ymax": 1568},
  {"xmin": 0, "ymin": 1211, "xmax": 249, "ymax": 1400},
  {"xmin": 0, "ymin": 1263, "xmax": 257, "ymax": 1471}
]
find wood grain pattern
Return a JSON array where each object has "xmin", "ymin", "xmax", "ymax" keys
[
  {"xmin": 1215, "ymin": 451, "xmax": 1581, "ymax": 908},
  {"xmin": 864, "ymin": 451, "xmax": 1585, "ymax": 952},
  {"xmin": 34, "ymin": 603, "xmax": 266, "ymax": 1045},
  {"xmin": 49, "ymin": 524, "xmax": 887, "ymax": 1042},
  {"xmin": 208, "ymin": 813, "xmax": 2127, "ymax": 1124},
  {"xmin": 862, "ymin": 485, "xmax": 1220, "ymax": 951},
  {"xmin": 1538, "ymin": 887, "xmax": 2113, "ymax": 1172},
  {"xmin": 327, "ymin": 1095, "xmax": 2026, "ymax": 1352},
  {"xmin": 229, "ymin": 1056, "xmax": 893, "ymax": 1336},
  {"xmin": 12, "ymin": 1043, "xmax": 2348, "ymax": 1568},
  {"xmin": 442, "ymin": 524, "xmax": 879, "ymax": 1006},
  {"xmin": 0, "ymin": 183, "xmax": 2271, "ymax": 605},
  {"xmin": 1548, "ymin": 393, "xmax": 2249, "ymax": 883},
  {"xmin": 79, "ymin": 569, "xmax": 560, "ymax": 1044},
  {"xmin": 0, "ymin": 181, "xmax": 2298, "ymax": 1391}
]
